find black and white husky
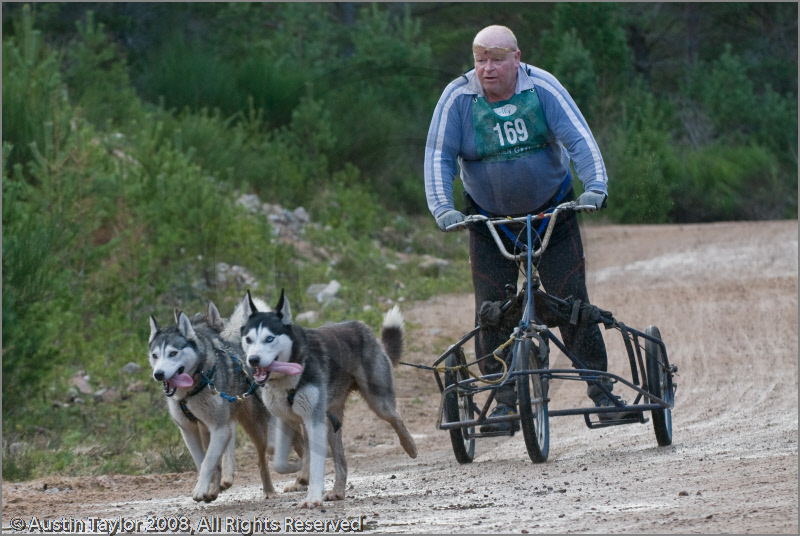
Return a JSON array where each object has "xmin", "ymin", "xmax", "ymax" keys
[
  {"xmin": 240, "ymin": 290, "xmax": 418, "ymax": 508},
  {"xmin": 148, "ymin": 300, "xmax": 304, "ymax": 503}
]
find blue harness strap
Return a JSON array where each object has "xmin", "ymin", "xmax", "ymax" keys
[
  {"xmin": 178, "ymin": 365, "xmax": 216, "ymax": 423},
  {"xmin": 477, "ymin": 170, "xmax": 572, "ymax": 252}
]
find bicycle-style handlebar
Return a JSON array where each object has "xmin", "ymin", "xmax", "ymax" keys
[{"xmin": 445, "ymin": 201, "xmax": 596, "ymax": 261}]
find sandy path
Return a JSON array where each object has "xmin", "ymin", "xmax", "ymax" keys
[{"xmin": 3, "ymin": 220, "xmax": 797, "ymax": 534}]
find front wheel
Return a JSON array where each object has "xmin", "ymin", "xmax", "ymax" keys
[
  {"xmin": 645, "ymin": 326, "xmax": 673, "ymax": 446},
  {"xmin": 516, "ymin": 339, "xmax": 549, "ymax": 463},
  {"xmin": 444, "ymin": 351, "xmax": 475, "ymax": 464}
]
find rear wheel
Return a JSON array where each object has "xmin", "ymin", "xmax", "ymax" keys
[
  {"xmin": 645, "ymin": 326, "xmax": 673, "ymax": 446},
  {"xmin": 444, "ymin": 351, "xmax": 475, "ymax": 464},
  {"xmin": 516, "ymin": 339, "xmax": 549, "ymax": 463}
]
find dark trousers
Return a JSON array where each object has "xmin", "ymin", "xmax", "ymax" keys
[{"xmin": 466, "ymin": 192, "xmax": 611, "ymax": 405}]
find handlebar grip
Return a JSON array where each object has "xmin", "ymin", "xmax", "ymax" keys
[{"xmin": 444, "ymin": 220, "xmax": 468, "ymax": 232}]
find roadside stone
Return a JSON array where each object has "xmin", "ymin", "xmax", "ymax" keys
[
  {"xmin": 69, "ymin": 373, "xmax": 93, "ymax": 394},
  {"xmin": 293, "ymin": 206, "xmax": 310, "ymax": 224},
  {"xmin": 296, "ymin": 311, "xmax": 319, "ymax": 325},
  {"xmin": 316, "ymin": 280, "xmax": 341, "ymax": 303},
  {"xmin": 419, "ymin": 255, "xmax": 450, "ymax": 276},
  {"xmin": 126, "ymin": 381, "xmax": 144, "ymax": 393},
  {"xmin": 321, "ymin": 297, "xmax": 346, "ymax": 310},
  {"xmin": 9, "ymin": 442, "xmax": 27, "ymax": 456},
  {"xmin": 306, "ymin": 283, "xmax": 328, "ymax": 298},
  {"xmin": 236, "ymin": 194, "xmax": 262, "ymax": 214},
  {"xmin": 123, "ymin": 362, "xmax": 141, "ymax": 375},
  {"xmin": 216, "ymin": 263, "xmax": 259, "ymax": 290},
  {"xmin": 95, "ymin": 388, "xmax": 121, "ymax": 404}
]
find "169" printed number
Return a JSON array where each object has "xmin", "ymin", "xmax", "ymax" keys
[{"xmin": 492, "ymin": 119, "xmax": 529, "ymax": 146}]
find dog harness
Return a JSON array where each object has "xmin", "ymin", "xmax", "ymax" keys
[
  {"xmin": 173, "ymin": 346, "xmax": 260, "ymax": 423},
  {"xmin": 178, "ymin": 366, "xmax": 214, "ymax": 423}
]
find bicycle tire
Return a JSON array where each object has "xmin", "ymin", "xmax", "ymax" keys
[
  {"xmin": 516, "ymin": 339, "xmax": 549, "ymax": 463},
  {"xmin": 645, "ymin": 325, "xmax": 673, "ymax": 446},
  {"xmin": 444, "ymin": 352, "xmax": 475, "ymax": 464}
]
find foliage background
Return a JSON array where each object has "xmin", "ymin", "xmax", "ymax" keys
[{"xmin": 2, "ymin": 2, "xmax": 797, "ymax": 479}]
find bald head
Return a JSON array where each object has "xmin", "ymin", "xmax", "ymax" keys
[
  {"xmin": 473, "ymin": 25, "xmax": 519, "ymax": 53},
  {"xmin": 471, "ymin": 25, "xmax": 521, "ymax": 102}
]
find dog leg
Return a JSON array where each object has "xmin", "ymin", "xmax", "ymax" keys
[
  {"xmin": 323, "ymin": 416, "xmax": 347, "ymax": 502},
  {"xmin": 361, "ymin": 391, "xmax": 418, "ymax": 459},
  {"xmin": 192, "ymin": 424, "xmax": 231, "ymax": 503},
  {"xmin": 272, "ymin": 417, "xmax": 302, "ymax": 474},
  {"xmin": 199, "ymin": 422, "xmax": 211, "ymax": 452},
  {"xmin": 178, "ymin": 424, "xmax": 206, "ymax": 473},
  {"xmin": 237, "ymin": 402, "xmax": 277, "ymax": 499},
  {"xmin": 220, "ymin": 421, "xmax": 236, "ymax": 490},
  {"xmin": 290, "ymin": 425, "xmax": 309, "ymax": 491},
  {"xmin": 285, "ymin": 426, "xmax": 309, "ymax": 492},
  {"xmin": 298, "ymin": 418, "xmax": 327, "ymax": 508},
  {"xmin": 267, "ymin": 414, "xmax": 276, "ymax": 456}
]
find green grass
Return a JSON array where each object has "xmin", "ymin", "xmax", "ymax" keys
[{"xmin": 1, "ymin": 212, "xmax": 474, "ymax": 482}]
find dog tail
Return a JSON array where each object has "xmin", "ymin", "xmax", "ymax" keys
[{"xmin": 381, "ymin": 305, "xmax": 405, "ymax": 365}]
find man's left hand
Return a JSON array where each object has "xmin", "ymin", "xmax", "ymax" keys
[{"xmin": 576, "ymin": 190, "xmax": 607, "ymax": 212}]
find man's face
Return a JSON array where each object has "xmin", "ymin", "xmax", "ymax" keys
[{"xmin": 473, "ymin": 44, "xmax": 521, "ymax": 101}]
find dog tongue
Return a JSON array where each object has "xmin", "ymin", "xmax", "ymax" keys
[
  {"xmin": 167, "ymin": 373, "xmax": 195, "ymax": 388},
  {"xmin": 265, "ymin": 362, "xmax": 303, "ymax": 375}
]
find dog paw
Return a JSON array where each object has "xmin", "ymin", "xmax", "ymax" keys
[
  {"xmin": 298, "ymin": 496, "xmax": 323, "ymax": 509},
  {"xmin": 263, "ymin": 490, "xmax": 279, "ymax": 500},
  {"xmin": 273, "ymin": 458, "xmax": 303, "ymax": 474},
  {"xmin": 220, "ymin": 479, "xmax": 234, "ymax": 491},
  {"xmin": 323, "ymin": 490, "xmax": 345, "ymax": 501},
  {"xmin": 284, "ymin": 482, "xmax": 308, "ymax": 493},
  {"xmin": 192, "ymin": 482, "xmax": 219, "ymax": 503}
]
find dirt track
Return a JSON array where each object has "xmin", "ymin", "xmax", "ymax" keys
[{"xmin": 3, "ymin": 220, "xmax": 798, "ymax": 534}]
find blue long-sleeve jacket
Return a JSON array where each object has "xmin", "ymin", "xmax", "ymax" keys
[{"xmin": 425, "ymin": 63, "xmax": 608, "ymax": 218}]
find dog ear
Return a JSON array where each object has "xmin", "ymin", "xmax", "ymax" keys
[
  {"xmin": 176, "ymin": 311, "xmax": 197, "ymax": 341},
  {"xmin": 207, "ymin": 301, "xmax": 223, "ymax": 329},
  {"xmin": 244, "ymin": 290, "xmax": 259, "ymax": 319},
  {"xmin": 173, "ymin": 308, "xmax": 181, "ymax": 324},
  {"xmin": 149, "ymin": 315, "xmax": 160, "ymax": 344},
  {"xmin": 275, "ymin": 289, "xmax": 293, "ymax": 325}
]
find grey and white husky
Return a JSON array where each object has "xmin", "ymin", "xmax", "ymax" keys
[
  {"xmin": 148, "ymin": 301, "xmax": 284, "ymax": 503},
  {"xmin": 240, "ymin": 290, "xmax": 418, "ymax": 508}
]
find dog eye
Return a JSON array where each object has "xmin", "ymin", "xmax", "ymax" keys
[
  {"xmin": 266, "ymin": 336, "xmax": 275, "ymax": 343},
  {"xmin": 151, "ymin": 353, "xmax": 157, "ymax": 360},
  {"xmin": 245, "ymin": 337, "xmax": 252, "ymax": 344},
  {"xmin": 169, "ymin": 350, "xmax": 178, "ymax": 357}
]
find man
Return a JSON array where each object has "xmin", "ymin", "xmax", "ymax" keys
[{"xmin": 424, "ymin": 25, "xmax": 632, "ymax": 431}]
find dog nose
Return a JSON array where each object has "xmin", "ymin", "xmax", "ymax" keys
[
  {"xmin": 154, "ymin": 371, "xmax": 165, "ymax": 381},
  {"xmin": 248, "ymin": 356, "xmax": 259, "ymax": 367}
]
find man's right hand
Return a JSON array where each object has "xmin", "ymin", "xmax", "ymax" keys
[{"xmin": 435, "ymin": 209, "xmax": 465, "ymax": 232}]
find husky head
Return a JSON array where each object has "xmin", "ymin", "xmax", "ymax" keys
[
  {"xmin": 148, "ymin": 311, "xmax": 201, "ymax": 396},
  {"xmin": 241, "ymin": 289, "xmax": 295, "ymax": 385}
]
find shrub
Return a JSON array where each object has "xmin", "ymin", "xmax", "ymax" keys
[
  {"xmin": 673, "ymin": 143, "xmax": 790, "ymax": 221},
  {"xmin": 2, "ymin": 4, "xmax": 67, "ymax": 171},
  {"xmin": 603, "ymin": 87, "xmax": 678, "ymax": 223}
]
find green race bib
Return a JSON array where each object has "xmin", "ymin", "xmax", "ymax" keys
[{"xmin": 472, "ymin": 88, "xmax": 551, "ymax": 162}]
